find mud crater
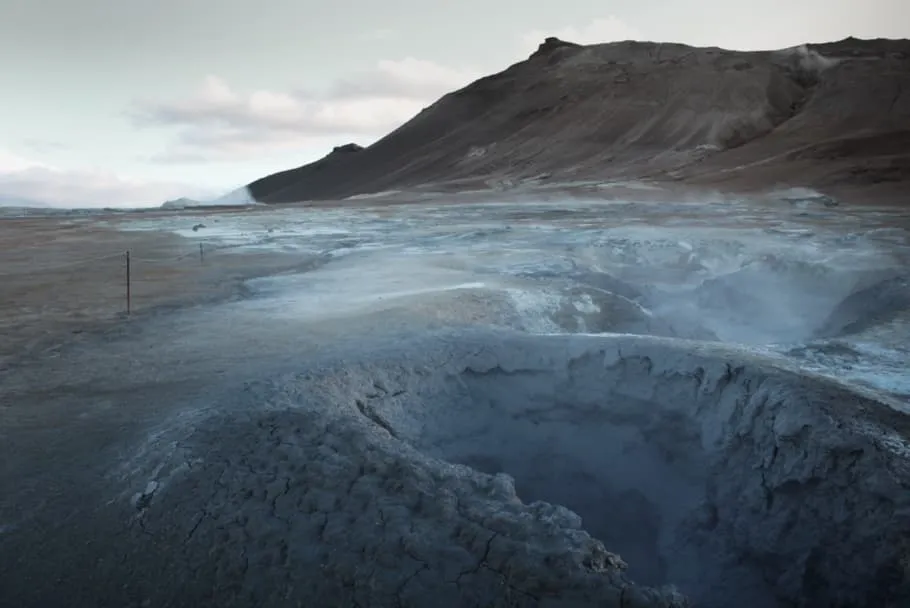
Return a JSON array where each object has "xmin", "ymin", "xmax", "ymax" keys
[{"xmin": 361, "ymin": 335, "xmax": 910, "ymax": 607}]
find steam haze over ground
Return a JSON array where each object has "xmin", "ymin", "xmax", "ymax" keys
[
  {"xmin": 3, "ymin": 190, "xmax": 910, "ymax": 607},
  {"xmin": 3, "ymin": 2, "xmax": 910, "ymax": 607}
]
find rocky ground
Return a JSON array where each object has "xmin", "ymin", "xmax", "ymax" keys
[{"xmin": 2, "ymin": 195, "xmax": 910, "ymax": 607}]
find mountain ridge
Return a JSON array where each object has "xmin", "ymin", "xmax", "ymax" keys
[{"xmin": 248, "ymin": 36, "xmax": 910, "ymax": 204}]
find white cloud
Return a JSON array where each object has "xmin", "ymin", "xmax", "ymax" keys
[
  {"xmin": 0, "ymin": 149, "xmax": 52, "ymax": 173},
  {"xmin": 131, "ymin": 58, "xmax": 481, "ymax": 162},
  {"xmin": 0, "ymin": 150, "xmax": 216, "ymax": 208},
  {"xmin": 520, "ymin": 16, "xmax": 644, "ymax": 55},
  {"xmin": 361, "ymin": 28, "xmax": 398, "ymax": 41},
  {"xmin": 17, "ymin": 138, "xmax": 70, "ymax": 154}
]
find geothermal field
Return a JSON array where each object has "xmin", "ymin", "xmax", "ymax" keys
[{"xmin": 1, "ymin": 187, "xmax": 909, "ymax": 607}]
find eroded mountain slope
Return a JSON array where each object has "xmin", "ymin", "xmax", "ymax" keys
[{"xmin": 248, "ymin": 37, "xmax": 910, "ymax": 203}]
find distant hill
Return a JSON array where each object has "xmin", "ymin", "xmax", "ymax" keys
[
  {"xmin": 0, "ymin": 196, "xmax": 52, "ymax": 208},
  {"xmin": 161, "ymin": 197, "xmax": 204, "ymax": 209},
  {"xmin": 247, "ymin": 36, "xmax": 910, "ymax": 204},
  {"xmin": 160, "ymin": 187, "xmax": 260, "ymax": 209}
]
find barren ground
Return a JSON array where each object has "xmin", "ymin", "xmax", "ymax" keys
[
  {"xmin": 0, "ymin": 211, "xmax": 324, "ymax": 370},
  {"xmin": 2, "ymin": 193, "xmax": 910, "ymax": 607}
]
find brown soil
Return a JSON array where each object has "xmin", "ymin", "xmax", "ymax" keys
[{"xmin": 0, "ymin": 215, "xmax": 321, "ymax": 371}]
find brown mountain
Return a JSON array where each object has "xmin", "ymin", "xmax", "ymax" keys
[{"xmin": 247, "ymin": 36, "xmax": 910, "ymax": 204}]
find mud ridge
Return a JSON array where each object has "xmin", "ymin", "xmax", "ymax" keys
[{"xmin": 34, "ymin": 331, "xmax": 908, "ymax": 608}]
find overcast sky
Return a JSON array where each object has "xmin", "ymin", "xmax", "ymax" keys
[{"xmin": 1, "ymin": 0, "xmax": 907, "ymax": 206}]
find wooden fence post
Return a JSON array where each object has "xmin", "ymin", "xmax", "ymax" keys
[{"xmin": 126, "ymin": 249, "xmax": 131, "ymax": 315}]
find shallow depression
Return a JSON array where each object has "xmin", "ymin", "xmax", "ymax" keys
[
  {"xmin": 14, "ymin": 331, "xmax": 910, "ymax": 607},
  {"xmin": 347, "ymin": 333, "xmax": 910, "ymax": 607}
]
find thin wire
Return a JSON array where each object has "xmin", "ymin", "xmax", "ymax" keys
[
  {"xmin": 130, "ymin": 244, "xmax": 213, "ymax": 263},
  {"xmin": 1, "ymin": 241, "xmax": 228, "ymax": 276},
  {"xmin": 0, "ymin": 251, "xmax": 127, "ymax": 276},
  {"xmin": 129, "ymin": 255, "xmax": 181, "ymax": 263}
]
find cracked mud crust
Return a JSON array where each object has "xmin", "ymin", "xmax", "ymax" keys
[
  {"xmin": 3, "ymin": 330, "xmax": 910, "ymax": 607},
  {"xmin": 123, "ymin": 409, "xmax": 683, "ymax": 608}
]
